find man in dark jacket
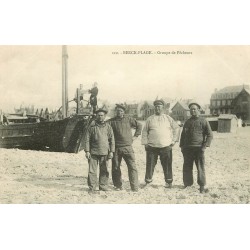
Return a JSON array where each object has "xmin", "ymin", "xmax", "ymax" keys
[
  {"xmin": 180, "ymin": 102, "xmax": 213, "ymax": 193},
  {"xmin": 84, "ymin": 108, "xmax": 115, "ymax": 192},
  {"xmin": 89, "ymin": 82, "xmax": 98, "ymax": 113},
  {"xmin": 107, "ymin": 104, "xmax": 142, "ymax": 192}
]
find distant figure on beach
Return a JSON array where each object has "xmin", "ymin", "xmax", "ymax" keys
[
  {"xmin": 107, "ymin": 103, "xmax": 142, "ymax": 192},
  {"xmin": 84, "ymin": 108, "xmax": 115, "ymax": 192},
  {"xmin": 180, "ymin": 102, "xmax": 213, "ymax": 193},
  {"xmin": 89, "ymin": 82, "xmax": 99, "ymax": 114},
  {"xmin": 141, "ymin": 99, "xmax": 180, "ymax": 188}
]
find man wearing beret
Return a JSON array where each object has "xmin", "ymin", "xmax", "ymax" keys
[
  {"xmin": 180, "ymin": 102, "xmax": 213, "ymax": 193},
  {"xmin": 141, "ymin": 99, "xmax": 180, "ymax": 188},
  {"xmin": 107, "ymin": 104, "xmax": 142, "ymax": 192},
  {"xmin": 84, "ymin": 108, "xmax": 115, "ymax": 192}
]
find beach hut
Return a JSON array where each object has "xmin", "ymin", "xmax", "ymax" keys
[
  {"xmin": 218, "ymin": 114, "xmax": 238, "ymax": 133},
  {"xmin": 206, "ymin": 117, "xmax": 218, "ymax": 131}
]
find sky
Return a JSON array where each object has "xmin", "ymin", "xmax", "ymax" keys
[{"xmin": 1, "ymin": 45, "xmax": 250, "ymax": 112}]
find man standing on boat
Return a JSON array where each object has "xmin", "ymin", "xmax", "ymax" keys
[
  {"xmin": 84, "ymin": 108, "xmax": 115, "ymax": 192},
  {"xmin": 89, "ymin": 82, "xmax": 99, "ymax": 114},
  {"xmin": 107, "ymin": 104, "xmax": 142, "ymax": 192}
]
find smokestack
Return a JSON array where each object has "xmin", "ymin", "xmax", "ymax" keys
[{"xmin": 62, "ymin": 45, "xmax": 68, "ymax": 118}]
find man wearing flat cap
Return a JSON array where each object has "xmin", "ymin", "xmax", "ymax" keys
[
  {"xmin": 180, "ymin": 102, "xmax": 213, "ymax": 193},
  {"xmin": 141, "ymin": 99, "xmax": 180, "ymax": 188},
  {"xmin": 107, "ymin": 103, "xmax": 142, "ymax": 192},
  {"xmin": 84, "ymin": 108, "xmax": 115, "ymax": 192},
  {"xmin": 153, "ymin": 100, "xmax": 165, "ymax": 106}
]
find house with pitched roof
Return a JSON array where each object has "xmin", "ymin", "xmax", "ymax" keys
[
  {"xmin": 210, "ymin": 85, "xmax": 249, "ymax": 116},
  {"xmin": 125, "ymin": 103, "xmax": 140, "ymax": 118},
  {"xmin": 231, "ymin": 87, "xmax": 250, "ymax": 123},
  {"xmin": 171, "ymin": 101, "xmax": 191, "ymax": 122},
  {"xmin": 140, "ymin": 101, "xmax": 155, "ymax": 120}
]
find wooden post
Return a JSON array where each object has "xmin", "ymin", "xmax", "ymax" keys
[
  {"xmin": 62, "ymin": 45, "xmax": 68, "ymax": 118},
  {"xmin": 76, "ymin": 88, "xmax": 80, "ymax": 114},
  {"xmin": 0, "ymin": 109, "xmax": 3, "ymax": 124}
]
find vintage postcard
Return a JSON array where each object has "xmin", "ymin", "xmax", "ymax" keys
[{"xmin": 0, "ymin": 45, "xmax": 249, "ymax": 204}]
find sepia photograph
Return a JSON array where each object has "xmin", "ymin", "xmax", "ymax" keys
[
  {"xmin": 1, "ymin": 1, "xmax": 250, "ymax": 250},
  {"xmin": 0, "ymin": 45, "xmax": 249, "ymax": 204}
]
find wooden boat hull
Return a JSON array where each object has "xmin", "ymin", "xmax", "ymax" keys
[
  {"xmin": 0, "ymin": 123, "xmax": 40, "ymax": 149},
  {"xmin": 0, "ymin": 116, "xmax": 90, "ymax": 153}
]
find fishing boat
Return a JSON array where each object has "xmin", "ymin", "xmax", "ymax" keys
[
  {"xmin": 0, "ymin": 111, "xmax": 92, "ymax": 153},
  {"xmin": 0, "ymin": 46, "xmax": 94, "ymax": 153},
  {"xmin": 0, "ymin": 113, "xmax": 46, "ymax": 150}
]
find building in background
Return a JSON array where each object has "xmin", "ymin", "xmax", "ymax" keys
[
  {"xmin": 140, "ymin": 101, "xmax": 155, "ymax": 120},
  {"xmin": 231, "ymin": 87, "xmax": 250, "ymax": 123},
  {"xmin": 125, "ymin": 103, "xmax": 139, "ymax": 118},
  {"xmin": 218, "ymin": 114, "xmax": 238, "ymax": 133},
  {"xmin": 171, "ymin": 100, "xmax": 192, "ymax": 122},
  {"xmin": 210, "ymin": 85, "xmax": 249, "ymax": 116},
  {"xmin": 14, "ymin": 104, "xmax": 35, "ymax": 115},
  {"xmin": 200, "ymin": 104, "xmax": 211, "ymax": 115}
]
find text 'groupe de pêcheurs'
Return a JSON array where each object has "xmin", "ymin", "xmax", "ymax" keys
[
  {"xmin": 156, "ymin": 51, "xmax": 193, "ymax": 55},
  {"xmin": 122, "ymin": 50, "xmax": 192, "ymax": 55}
]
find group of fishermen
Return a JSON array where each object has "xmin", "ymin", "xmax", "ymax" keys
[{"xmin": 83, "ymin": 99, "xmax": 213, "ymax": 194}]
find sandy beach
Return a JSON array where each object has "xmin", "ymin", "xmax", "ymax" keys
[{"xmin": 0, "ymin": 126, "xmax": 249, "ymax": 204}]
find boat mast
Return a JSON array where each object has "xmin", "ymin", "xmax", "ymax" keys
[{"xmin": 62, "ymin": 45, "xmax": 68, "ymax": 118}]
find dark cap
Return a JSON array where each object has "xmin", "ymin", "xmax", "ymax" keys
[
  {"xmin": 188, "ymin": 102, "xmax": 201, "ymax": 109},
  {"xmin": 95, "ymin": 108, "xmax": 108, "ymax": 114},
  {"xmin": 115, "ymin": 103, "xmax": 126, "ymax": 111},
  {"xmin": 153, "ymin": 100, "xmax": 165, "ymax": 106}
]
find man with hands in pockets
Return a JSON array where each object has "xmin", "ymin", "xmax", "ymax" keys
[{"xmin": 141, "ymin": 100, "xmax": 180, "ymax": 188}]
